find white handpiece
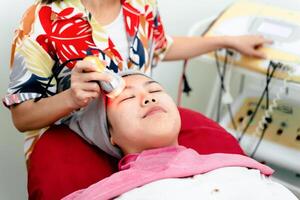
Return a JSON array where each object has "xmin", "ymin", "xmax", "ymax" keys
[{"xmin": 84, "ymin": 56, "xmax": 125, "ymax": 98}]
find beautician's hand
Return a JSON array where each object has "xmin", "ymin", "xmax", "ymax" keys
[
  {"xmin": 227, "ymin": 35, "xmax": 273, "ymax": 59},
  {"xmin": 68, "ymin": 60, "xmax": 113, "ymax": 109}
]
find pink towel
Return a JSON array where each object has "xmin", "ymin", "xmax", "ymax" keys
[{"xmin": 63, "ymin": 145, "xmax": 273, "ymax": 200}]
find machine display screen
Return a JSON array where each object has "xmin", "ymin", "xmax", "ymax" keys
[{"xmin": 257, "ymin": 21, "xmax": 293, "ymax": 38}]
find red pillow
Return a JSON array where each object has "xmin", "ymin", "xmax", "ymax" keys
[
  {"xmin": 28, "ymin": 107, "xmax": 244, "ymax": 200},
  {"xmin": 178, "ymin": 107, "xmax": 245, "ymax": 155},
  {"xmin": 28, "ymin": 125, "xmax": 118, "ymax": 200}
]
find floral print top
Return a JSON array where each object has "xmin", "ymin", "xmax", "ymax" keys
[{"xmin": 3, "ymin": 0, "xmax": 172, "ymax": 159}]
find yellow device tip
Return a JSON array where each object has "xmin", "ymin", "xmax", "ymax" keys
[{"xmin": 84, "ymin": 56, "xmax": 106, "ymax": 72}]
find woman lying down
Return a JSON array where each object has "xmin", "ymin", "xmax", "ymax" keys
[{"xmin": 65, "ymin": 71, "xmax": 298, "ymax": 200}]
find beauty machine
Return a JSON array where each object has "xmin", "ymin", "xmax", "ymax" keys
[
  {"xmin": 204, "ymin": 0, "xmax": 300, "ymax": 82},
  {"xmin": 205, "ymin": 1, "xmax": 300, "ymax": 195},
  {"xmin": 178, "ymin": 0, "xmax": 300, "ymax": 196}
]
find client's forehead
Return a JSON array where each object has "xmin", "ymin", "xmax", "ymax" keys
[{"xmin": 122, "ymin": 74, "xmax": 160, "ymax": 89}]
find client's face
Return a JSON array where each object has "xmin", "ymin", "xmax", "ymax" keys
[{"xmin": 106, "ymin": 74, "xmax": 181, "ymax": 155}]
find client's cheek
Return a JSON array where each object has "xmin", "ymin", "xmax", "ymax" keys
[
  {"xmin": 124, "ymin": 102, "xmax": 139, "ymax": 113},
  {"xmin": 106, "ymin": 99, "xmax": 114, "ymax": 107}
]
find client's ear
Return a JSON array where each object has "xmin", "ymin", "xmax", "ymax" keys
[{"xmin": 110, "ymin": 136, "xmax": 116, "ymax": 146}]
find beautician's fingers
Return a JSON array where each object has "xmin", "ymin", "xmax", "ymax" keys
[
  {"xmin": 68, "ymin": 84, "xmax": 100, "ymax": 108},
  {"xmin": 247, "ymin": 49, "xmax": 266, "ymax": 59},
  {"xmin": 71, "ymin": 81, "xmax": 100, "ymax": 97},
  {"xmin": 73, "ymin": 60, "xmax": 98, "ymax": 73},
  {"xmin": 78, "ymin": 71, "xmax": 113, "ymax": 83},
  {"xmin": 69, "ymin": 60, "xmax": 116, "ymax": 109},
  {"xmin": 74, "ymin": 60, "xmax": 107, "ymax": 73},
  {"xmin": 73, "ymin": 90, "xmax": 99, "ymax": 101},
  {"xmin": 242, "ymin": 35, "xmax": 273, "ymax": 46},
  {"xmin": 251, "ymin": 35, "xmax": 273, "ymax": 45},
  {"xmin": 72, "ymin": 70, "xmax": 112, "ymax": 84},
  {"xmin": 72, "ymin": 61, "xmax": 114, "ymax": 82},
  {"xmin": 230, "ymin": 35, "xmax": 273, "ymax": 59},
  {"xmin": 80, "ymin": 82, "xmax": 101, "ymax": 93}
]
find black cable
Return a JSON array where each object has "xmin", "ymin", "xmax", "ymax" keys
[
  {"xmin": 216, "ymin": 81, "xmax": 223, "ymax": 122},
  {"xmin": 238, "ymin": 61, "xmax": 281, "ymax": 142},
  {"xmin": 250, "ymin": 123, "xmax": 268, "ymax": 158},
  {"xmin": 33, "ymin": 47, "xmax": 109, "ymax": 102},
  {"xmin": 250, "ymin": 64, "xmax": 274, "ymax": 157},
  {"xmin": 214, "ymin": 51, "xmax": 227, "ymax": 91},
  {"xmin": 238, "ymin": 62, "xmax": 275, "ymax": 141},
  {"xmin": 182, "ymin": 73, "xmax": 192, "ymax": 96},
  {"xmin": 227, "ymin": 104, "xmax": 237, "ymax": 130},
  {"xmin": 86, "ymin": 47, "xmax": 106, "ymax": 58},
  {"xmin": 214, "ymin": 51, "xmax": 221, "ymax": 122},
  {"xmin": 34, "ymin": 57, "xmax": 84, "ymax": 102},
  {"xmin": 250, "ymin": 62, "xmax": 284, "ymax": 157},
  {"xmin": 214, "ymin": 50, "xmax": 237, "ymax": 129},
  {"xmin": 266, "ymin": 62, "xmax": 272, "ymax": 110},
  {"xmin": 215, "ymin": 50, "xmax": 228, "ymax": 122}
]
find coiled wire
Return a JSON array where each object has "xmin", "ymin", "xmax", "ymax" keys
[{"xmin": 246, "ymin": 64, "xmax": 295, "ymax": 157}]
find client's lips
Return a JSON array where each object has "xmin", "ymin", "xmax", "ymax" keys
[{"xmin": 143, "ymin": 106, "xmax": 166, "ymax": 118}]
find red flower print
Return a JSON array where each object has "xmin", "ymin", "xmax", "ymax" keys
[{"xmin": 36, "ymin": 6, "xmax": 96, "ymax": 68}]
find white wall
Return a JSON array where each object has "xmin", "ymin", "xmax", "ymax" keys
[{"xmin": 0, "ymin": 1, "xmax": 32, "ymax": 199}]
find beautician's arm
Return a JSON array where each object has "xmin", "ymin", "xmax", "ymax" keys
[
  {"xmin": 10, "ymin": 60, "xmax": 111, "ymax": 132},
  {"xmin": 11, "ymin": 89, "xmax": 78, "ymax": 132},
  {"xmin": 163, "ymin": 35, "xmax": 272, "ymax": 61}
]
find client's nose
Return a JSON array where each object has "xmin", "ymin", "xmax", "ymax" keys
[{"xmin": 143, "ymin": 98, "xmax": 156, "ymax": 106}]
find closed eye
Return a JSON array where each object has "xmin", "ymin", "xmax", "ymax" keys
[
  {"xmin": 149, "ymin": 90, "xmax": 162, "ymax": 93},
  {"xmin": 120, "ymin": 96, "xmax": 135, "ymax": 102}
]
